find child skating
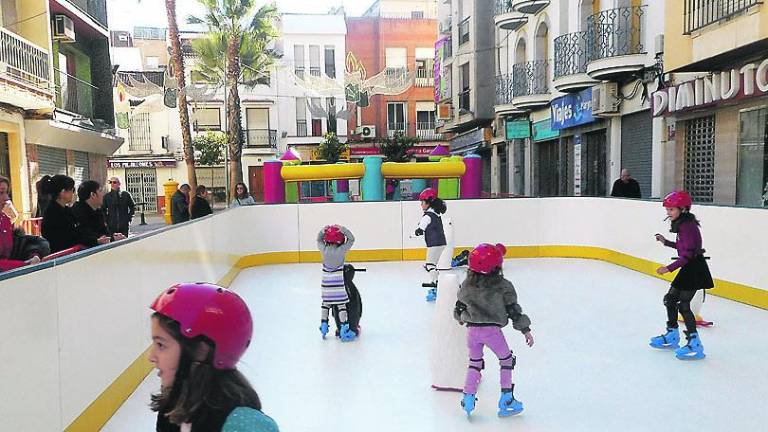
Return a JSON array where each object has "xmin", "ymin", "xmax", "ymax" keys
[
  {"xmin": 650, "ymin": 191, "xmax": 714, "ymax": 360},
  {"xmin": 317, "ymin": 224, "xmax": 357, "ymax": 341},
  {"xmin": 414, "ymin": 188, "xmax": 447, "ymax": 302},
  {"xmin": 149, "ymin": 283, "xmax": 279, "ymax": 431},
  {"xmin": 454, "ymin": 243, "xmax": 534, "ymax": 417}
]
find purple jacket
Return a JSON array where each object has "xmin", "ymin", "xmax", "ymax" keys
[{"xmin": 663, "ymin": 218, "xmax": 703, "ymax": 272}]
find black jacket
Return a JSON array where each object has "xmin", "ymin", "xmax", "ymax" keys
[
  {"xmin": 71, "ymin": 201, "xmax": 111, "ymax": 248},
  {"xmin": 191, "ymin": 196, "xmax": 213, "ymax": 220},
  {"xmin": 610, "ymin": 178, "xmax": 641, "ymax": 198},
  {"xmin": 171, "ymin": 191, "xmax": 190, "ymax": 224},
  {"xmin": 41, "ymin": 201, "xmax": 80, "ymax": 253},
  {"xmin": 102, "ymin": 190, "xmax": 135, "ymax": 236}
]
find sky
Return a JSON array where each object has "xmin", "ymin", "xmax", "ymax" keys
[{"xmin": 107, "ymin": 0, "xmax": 371, "ymax": 31}]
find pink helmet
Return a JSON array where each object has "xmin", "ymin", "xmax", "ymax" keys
[
  {"xmin": 663, "ymin": 191, "xmax": 692, "ymax": 209},
  {"xmin": 419, "ymin": 188, "xmax": 437, "ymax": 201},
  {"xmin": 468, "ymin": 243, "xmax": 507, "ymax": 274},
  {"xmin": 323, "ymin": 225, "xmax": 345, "ymax": 244},
  {"xmin": 150, "ymin": 283, "xmax": 253, "ymax": 370}
]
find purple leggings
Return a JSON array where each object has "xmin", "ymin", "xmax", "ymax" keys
[{"xmin": 463, "ymin": 326, "xmax": 515, "ymax": 395}]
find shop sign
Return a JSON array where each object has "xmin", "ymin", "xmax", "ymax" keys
[
  {"xmin": 450, "ymin": 128, "xmax": 485, "ymax": 152},
  {"xmin": 349, "ymin": 146, "xmax": 437, "ymax": 157},
  {"xmin": 551, "ymin": 88, "xmax": 594, "ymax": 130},
  {"xmin": 506, "ymin": 120, "xmax": 531, "ymax": 140},
  {"xmin": 108, "ymin": 159, "xmax": 177, "ymax": 168},
  {"xmin": 533, "ymin": 119, "xmax": 560, "ymax": 141},
  {"xmin": 653, "ymin": 57, "xmax": 768, "ymax": 117}
]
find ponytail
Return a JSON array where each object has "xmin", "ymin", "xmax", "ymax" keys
[
  {"xmin": 41, "ymin": 175, "xmax": 75, "ymax": 200},
  {"xmin": 430, "ymin": 197, "xmax": 447, "ymax": 215}
]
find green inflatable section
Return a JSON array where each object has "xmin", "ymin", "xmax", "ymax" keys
[{"xmin": 437, "ymin": 156, "xmax": 462, "ymax": 199}]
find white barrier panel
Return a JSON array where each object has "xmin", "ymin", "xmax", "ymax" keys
[{"xmin": 0, "ymin": 198, "xmax": 765, "ymax": 431}]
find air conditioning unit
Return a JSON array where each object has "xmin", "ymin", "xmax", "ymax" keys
[
  {"xmin": 591, "ymin": 82, "xmax": 619, "ymax": 116},
  {"xmin": 53, "ymin": 15, "xmax": 76, "ymax": 43},
  {"xmin": 357, "ymin": 125, "xmax": 376, "ymax": 139}
]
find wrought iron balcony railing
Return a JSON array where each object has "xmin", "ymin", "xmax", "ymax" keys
[
  {"xmin": 416, "ymin": 122, "xmax": 443, "ymax": 141},
  {"xmin": 495, "ymin": 73, "xmax": 514, "ymax": 105},
  {"xmin": 554, "ymin": 31, "xmax": 589, "ymax": 79},
  {"xmin": 586, "ymin": 6, "xmax": 646, "ymax": 62},
  {"xmin": 0, "ymin": 28, "xmax": 50, "ymax": 91},
  {"xmin": 512, "ymin": 60, "xmax": 549, "ymax": 97},
  {"xmin": 684, "ymin": 0, "xmax": 762, "ymax": 34}
]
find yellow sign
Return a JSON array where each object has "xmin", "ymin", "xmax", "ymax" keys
[{"xmin": 311, "ymin": 148, "xmax": 350, "ymax": 161}]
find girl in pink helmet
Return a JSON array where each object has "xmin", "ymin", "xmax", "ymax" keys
[
  {"xmin": 414, "ymin": 188, "xmax": 447, "ymax": 302},
  {"xmin": 149, "ymin": 283, "xmax": 279, "ymax": 431},
  {"xmin": 317, "ymin": 224, "xmax": 357, "ymax": 341},
  {"xmin": 454, "ymin": 243, "xmax": 534, "ymax": 417},
  {"xmin": 650, "ymin": 191, "xmax": 714, "ymax": 360}
]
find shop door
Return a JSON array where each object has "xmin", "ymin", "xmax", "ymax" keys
[
  {"xmin": 583, "ymin": 131, "xmax": 607, "ymax": 196},
  {"xmin": 536, "ymin": 140, "xmax": 560, "ymax": 197},
  {"xmin": 249, "ymin": 166, "xmax": 264, "ymax": 202},
  {"xmin": 499, "ymin": 143, "xmax": 509, "ymax": 195},
  {"xmin": 126, "ymin": 168, "xmax": 158, "ymax": 212},
  {"xmin": 621, "ymin": 110, "xmax": 653, "ymax": 198},
  {"xmin": 0, "ymin": 133, "xmax": 10, "ymax": 180},
  {"xmin": 513, "ymin": 140, "xmax": 526, "ymax": 196},
  {"xmin": 480, "ymin": 149, "xmax": 492, "ymax": 197},
  {"xmin": 37, "ymin": 146, "xmax": 68, "ymax": 177}
]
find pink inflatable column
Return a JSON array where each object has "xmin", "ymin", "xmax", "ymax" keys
[
  {"xmin": 263, "ymin": 160, "xmax": 285, "ymax": 204},
  {"xmin": 460, "ymin": 154, "xmax": 481, "ymax": 199}
]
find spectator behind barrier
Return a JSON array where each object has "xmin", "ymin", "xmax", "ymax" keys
[
  {"xmin": 72, "ymin": 180, "xmax": 125, "ymax": 249},
  {"xmin": 191, "ymin": 185, "xmax": 213, "ymax": 220},
  {"xmin": 610, "ymin": 168, "xmax": 642, "ymax": 199},
  {"xmin": 231, "ymin": 182, "xmax": 256, "ymax": 207},
  {"xmin": 0, "ymin": 176, "xmax": 44, "ymax": 271},
  {"xmin": 171, "ymin": 184, "xmax": 191, "ymax": 225},
  {"xmin": 40, "ymin": 175, "xmax": 79, "ymax": 254},
  {"xmin": 102, "ymin": 176, "xmax": 135, "ymax": 238}
]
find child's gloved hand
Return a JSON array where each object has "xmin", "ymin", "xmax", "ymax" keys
[
  {"xmin": 414, "ymin": 228, "xmax": 424, "ymax": 236},
  {"xmin": 319, "ymin": 321, "xmax": 329, "ymax": 339}
]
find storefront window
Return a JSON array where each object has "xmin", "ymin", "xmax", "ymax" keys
[
  {"xmin": 737, "ymin": 107, "xmax": 768, "ymax": 208},
  {"xmin": 684, "ymin": 115, "xmax": 715, "ymax": 203}
]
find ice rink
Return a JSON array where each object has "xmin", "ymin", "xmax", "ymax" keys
[{"xmin": 104, "ymin": 258, "xmax": 768, "ymax": 432}]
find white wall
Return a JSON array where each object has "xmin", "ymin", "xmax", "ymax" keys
[{"xmin": 1, "ymin": 198, "xmax": 766, "ymax": 430}]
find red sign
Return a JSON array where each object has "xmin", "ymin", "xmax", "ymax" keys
[{"xmin": 349, "ymin": 146, "xmax": 437, "ymax": 157}]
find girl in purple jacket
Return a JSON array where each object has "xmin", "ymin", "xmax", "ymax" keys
[{"xmin": 650, "ymin": 191, "xmax": 714, "ymax": 360}]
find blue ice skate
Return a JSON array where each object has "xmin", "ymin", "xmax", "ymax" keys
[
  {"xmin": 675, "ymin": 331, "xmax": 705, "ymax": 360},
  {"xmin": 649, "ymin": 327, "xmax": 680, "ymax": 349},
  {"xmin": 498, "ymin": 392, "xmax": 524, "ymax": 417},
  {"xmin": 319, "ymin": 321, "xmax": 329, "ymax": 339},
  {"xmin": 339, "ymin": 323, "xmax": 357, "ymax": 342},
  {"xmin": 461, "ymin": 393, "xmax": 476, "ymax": 417},
  {"xmin": 426, "ymin": 287, "xmax": 437, "ymax": 302}
]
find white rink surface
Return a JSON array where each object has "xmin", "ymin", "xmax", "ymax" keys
[{"xmin": 103, "ymin": 259, "xmax": 768, "ymax": 432}]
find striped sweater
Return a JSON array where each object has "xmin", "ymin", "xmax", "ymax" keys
[{"xmin": 317, "ymin": 226, "xmax": 355, "ymax": 305}]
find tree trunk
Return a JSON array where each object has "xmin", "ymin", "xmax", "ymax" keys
[
  {"xmin": 166, "ymin": 0, "xmax": 197, "ymax": 208},
  {"xmin": 226, "ymin": 35, "xmax": 243, "ymax": 201}
]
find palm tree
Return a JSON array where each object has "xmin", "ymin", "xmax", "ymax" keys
[{"xmin": 189, "ymin": 0, "xmax": 279, "ymax": 199}]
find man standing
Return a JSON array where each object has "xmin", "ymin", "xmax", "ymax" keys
[
  {"xmin": 72, "ymin": 180, "xmax": 125, "ymax": 249},
  {"xmin": 171, "ymin": 184, "xmax": 191, "ymax": 224},
  {"xmin": 102, "ymin": 177, "xmax": 135, "ymax": 237},
  {"xmin": 190, "ymin": 185, "xmax": 213, "ymax": 220},
  {"xmin": 610, "ymin": 169, "xmax": 642, "ymax": 198}
]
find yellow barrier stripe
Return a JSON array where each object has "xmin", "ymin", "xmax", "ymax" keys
[{"xmin": 66, "ymin": 245, "xmax": 767, "ymax": 431}]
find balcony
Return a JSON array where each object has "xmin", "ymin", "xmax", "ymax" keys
[
  {"xmin": 511, "ymin": 60, "xmax": 550, "ymax": 110},
  {"xmin": 495, "ymin": 73, "xmax": 525, "ymax": 116},
  {"xmin": 511, "ymin": 0, "xmax": 550, "ymax": 15},
  {"xmin": 586, "ymin": 6, "xmax": 647, "ymax": 81},
  {"xmin": 684, "ymin": 0, "xmax": 763, "ymax": 34},
  {"xmin": 553, "ymin": 31, "xmax": 599, "ymax": 93},
  {"xmin": 244, "ymin": 129, "xmax": 278, "ymax": 151},
  {"xmin": 495, "ymin": 1, "xmax": 528, "ymax": 31},
  {"xmin": 387, "ymin": 122, "xmax": 407, "ymax": 138},
  {"xmin": 66, "ymin": 0, "xmax": 108, "ymax": 29},
  {"xmin": 416, "ymin": 122, "xmax": 444, "ymax": 141},
  {"xmin": 415, "ymin": 68, "xmax": 434, "ymax": 87},
  {"xmin": 0, "ymin": 28, "xmax": 52, "ymax": 108},
  {"xmin": 55, "ymin": 68, "xmax": 97, "ymax": 118}
]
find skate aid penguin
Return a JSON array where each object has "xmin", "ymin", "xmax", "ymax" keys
[
  {"xmin": 317, "ymin": 225, "xmax": 357, "ymax": 342},
  {"xmin": 454, "ymin": 243, "xmax": 534, "ymax": 417},
  {"xmin": 650, "ymin": 191, "xmax": 714, "ymax": 360},
  {"xmin": 414, "ymin": 188, "xmax": 447, "ymax": 302}
]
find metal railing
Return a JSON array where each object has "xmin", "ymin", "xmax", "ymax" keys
[
  {"xmin": 387, "ymin": 122, "xmax": 406, "ymax": 138},
  {"xmin": 0, "ymin": 28, "xmax": 50, "ymax": 91},
  {"xmin": 684, "ymin": 0, "xmax": 762, "ymax": 33},
  {"xmin": 245, "ymin": 129, "xmax": 277, "ymax": 148},
  {"xmin": 512, "ymin": 60, "xmax": 549, "ymax": 97},
  {"xmin": 68, "ymin": 0, "xmax": 108, "ymax": 28},
  {"xmin": 495, "ymin": 0, "xmax": 515, "ymax": 14},
  {"xmin": 415, "ymin": 68, "xmax": 434, "ymax": 87},
  {"xmin": 586, "ymin": 6, "xmax": 646, "ymax": 62},
  {"xmin": 459, "ymin": 18, "xmax": 470, "ymax": 45},
  {"xmin": 495, "ymin": 73, "xmax": 514, "ymax": 105},
  {"xmin": 296, "ymin": 120, "xmax": 308, "ymax": 137},
  {"xmin": 309, "ymin": 67, "xmax": 321, "ymax": 77},
  {"xmin": 416, "ymin": 122, "xmax": 443, "ymax": 141},
  {"xmin": 55, "ymin": 68, "xmax": 97, "ymax": 118},
  {"xmin": 554, "ymin": 31, "xmax": 589, "ymax": 79}
]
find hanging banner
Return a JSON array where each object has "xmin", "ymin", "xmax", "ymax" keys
[{"xmin": 434, "ymin": 37, "xmax": 450, "ymax": 103}]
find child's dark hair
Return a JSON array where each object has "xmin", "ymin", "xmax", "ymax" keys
[
  {"xmin": 670, "ymin": 211, "xmax": 700, "ymax": 233},
  {"xmin": 150, "ymin": 313, "xmax": 261, "ymax": 425},
  {"xmin": 426, "ymin": 197, "xmax": 447, "ymax": 214},
  {"xmin": 77, "ymin": 180, "xmax": 101, "ymax": 202},
  {"xmin": 465, "ymin": 267, "xmax": 504, "ymax": 285},
  {"xmin": 40, "ymin": 175, "xmax": 75, "ymax": 200}
]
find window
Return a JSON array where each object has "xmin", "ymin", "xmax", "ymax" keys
[
  {"xmin": 385, "ymin": 47, "xmax": 407, "ymax": 69},
  {"xmin": 310, "ymin": 97, "xmax": 323, "ymax": 136},
  {"xmin": 326, "ymin": 97, "xmax": 337, "ymax": 134},
  {"xmin": 387, "ymin": 102, "xmax": 406, "ymax": 137},
  {"xmin": 737, "ymin": 107, "xmax": 767, "ymax": 207},
  {"xmin": 146, "ymin": 56, "xmax": 159, "ymax": 69},
  {"xmin": 459, "ymin": 17, "xmax": 470, "ymax": 45},
  {"xmin": 309, "ymin": 45, "xmax": 321, "ymax": 77},
  {"xmin": 192, "ymin": 107, "xmax": 221, "ymax": 131},
  {"xmin": 296, "ymin": 97, "xmax": 307, "ymax": 137},
  {"xmin": 684, "ymin": 115, "xmax": 716, "ymax": 203},
  {"xmin": 412, "ymin": 11, "xmax": 424, "ymax": 19},
  {"xmin": 324, "ymin": 46, "xmax": 336, "ymax": 78},
  {"xmin": 128, "ymin": 113, "xmax": 151, "ymax": 151},
  {"xmin": 294, "ymin": 45, "xmax": 305, "ymax": 77},
  {"xmin": 459, "ymin": 63, "xmax": 470, "ymax": 111}
]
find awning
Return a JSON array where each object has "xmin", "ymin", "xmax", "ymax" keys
[{"xmin": 24, "ymin": 119, "xmax": 124, "ymax": 155}]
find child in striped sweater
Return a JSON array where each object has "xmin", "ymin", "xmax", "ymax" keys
[{"xmin": 317, "ymin": 224, "xmax": 357, "ymax": 342}]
